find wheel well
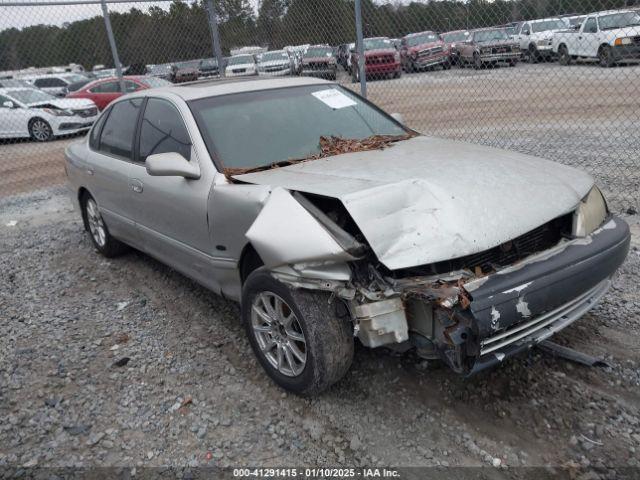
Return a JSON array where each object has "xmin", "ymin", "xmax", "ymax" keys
[
  {"xmin": 28, "ymin": 116, "xmax": 46, "ymax": 127},
  {"xmin": 239, "ymin": 243, "xmax": 264, "ymax": 285},
  {"xmin": 598, "ymin": 43, "xmax": 610, "ymax": 53}
]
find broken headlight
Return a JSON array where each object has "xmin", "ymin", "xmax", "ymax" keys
[{"xmin": 572, "ymin": 186, "xmax": 608, "ymax": 237}]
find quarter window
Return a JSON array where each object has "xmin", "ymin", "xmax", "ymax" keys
[
  {"xmin": 89, "ymin": 107, "xmax": 110, "ymax": 150},
  {"xmin": 138, "ymin": 98, "xmax": 191, "ymax": 162},
  {"xmin": 98, "ymin": 98, "xmax": 142, "ymax": 159}
]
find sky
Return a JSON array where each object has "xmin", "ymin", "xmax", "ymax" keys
[{"xmin": 0, "ymin": 0, "xmax": 268, "ymax": 30}]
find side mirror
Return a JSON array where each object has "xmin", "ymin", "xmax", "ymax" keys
[
  {"xmin": 391, "ymin": 112, "xmax": 404, "ymax": 124},
  {"xmin": 2, "ymin": 100, "xmax": 15, "ymax": 109},
  {"xmin": 146, "ymin": 152, "xmax": 200, "ymax": 179}
]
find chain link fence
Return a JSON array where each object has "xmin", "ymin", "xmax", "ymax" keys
[{"xmin": 0, "ymin": 0, "xmax": 639, "ymax": 212}]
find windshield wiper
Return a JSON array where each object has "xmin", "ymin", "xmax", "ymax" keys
[{"xmin": 224, "ymin": 133, "xmax": 416, "ymax": 179}]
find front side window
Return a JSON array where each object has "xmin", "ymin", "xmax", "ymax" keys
[
  {"xmin": 583, "ymin": 18, "xmax": 598, "ymax": 33},
  {"xmin": 189, "ymin": 85, "xmax": 407, "ymax": 170},
  {"xmin": 35, "ymin": 77, "xmax": 66, "ymax": 88},
  {"xmin": 98, "ymin": 98, "xmax": 142, "ymax": 159},
  {"xmin": 138, "ymin": 98, "xmax": 191, "ymax": 162},
  {"xmin": 521, "ymin": 24, "xmax": 531, "ymax": 35}
]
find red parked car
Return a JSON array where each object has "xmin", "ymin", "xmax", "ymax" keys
[
  {"xmin": 350, "ymin": 37, "xmax": 402, "ymax": 82},
  {"xmin": 65, "ymin": 75, "xmax": 171, "ymax": 110},
  {"xmin": 400, "ymin": 31, "xmax": 452, "ymax": 72}
]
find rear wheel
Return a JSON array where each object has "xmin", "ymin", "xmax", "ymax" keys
[
  {"xmin": 443, "ymin": 59, "xmax": 452, "ymax": 70},
  {"xmin": 29, "ymin": 118, "xmax": 53, "ymax": 142},
  {"xmin": 242, "ymin": 269, "xmax": 354, "ymax": 395},
  {"xmin": 558, "ymin": 45, "xmax": 571, "ymax": 65},
  {"xmin": 81, "ymin": 193, "xmax": 128, "ymax": 257}
]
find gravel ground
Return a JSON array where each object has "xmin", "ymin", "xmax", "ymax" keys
[{"xmin": 1, "ymin": 186, "xmax": 639, "ymax": 477}]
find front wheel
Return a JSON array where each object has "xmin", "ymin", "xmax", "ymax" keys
[
  {"xmin": 443, "ymin": 59, "xmax": 452, "ymax": 70},
  {"xmin": 242, "ymin": 269, "xmax": 354, "ymax": 395},
  {"xmin": 473, "ymin": 53, "xmax": 482, "ymax": 70},
  {"xmin": 29, "ymin": 118, "xmax": 53, "ymax": 142},
  {"xmin": 599, "ymin": 45, "xmax": 615, "ymax": 68},
  {"xmin": 558, "ymin": 45, "xmax": 572, "ymax": 65},
  {"xmin": 528, "ymin": 45, "xmax": 540, "ymax": 63}
]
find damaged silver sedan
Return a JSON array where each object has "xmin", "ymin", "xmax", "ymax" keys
[{"xmin": 64, "ymin": 77, "xmax": 630, "ymax": 395}]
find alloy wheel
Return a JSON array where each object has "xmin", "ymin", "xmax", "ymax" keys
[
  {"xmin": 251, "ymin": 292, "xmax": 307, "ymax": 377},
  {"xmin": 86, "ymin": 198, "xmax": 106, "ymax": 247},
  {"xmin": 31, "ymin": 120, "xmax": 51, "ymax": 141}
]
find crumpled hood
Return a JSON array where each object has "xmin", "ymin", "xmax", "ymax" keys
[
  {"xmin": 234, "ymin": 136, "xmax": 594, "ymax": 271},
  {"xmin": 29, "ymin": 98, "xmax": 95, "ymax": 109}
]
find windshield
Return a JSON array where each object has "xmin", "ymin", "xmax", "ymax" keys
[
  {"xmin": 7, "ymin": 88, "xmax": 55, "ymax": 104},
  {"xmin": 151, "ymin": 64, "xmax": 171, "ymax": 75},
  {"xmin": 63, "ymin": 74, "xmax": 87, "ymax": 83},
  {"xmin": 260, "ymin": 51, "xmax": 289, "ymax": 62},
  {"xmin": 228, "ymin": 55, "xmax": 254, "ymax": 66},
  {"xmin": 176, "ymin": 61, "xmax": 199, "ymax": 69},
  {"xmin": 142, "ymin": 77, "xmax": 171, "ymax": 88},
  {"xmin": 201, "ymin": 58, "xmax": 218, "ymax": 67},
  {"xmin": 531, "ymin": 19, "xmax": 566, "ymax": 32},
  {"xmin": 473, "ymin": 29, "xmax": 509, "ymax": 42},
  {"xmin": 442, "ymin": 31, "xmax": 469, "ymax": 43},
  {"xmin": 363, "ymin": 38, "xmax": 393, "ymax": 50},
  {"xmin": 405, "ymin": 32, "xmax": 439, "ymax": 46},
  {"xmin": 305, "ymin": 47, "xmax": 333, "ymax": 57},
  {"xmin": 189, "ymin": 85, "xmax": 407, "ymax": 170},
  {"xmin": 599, "ymin": 12, "xmax": 640, "ymax": 30}
]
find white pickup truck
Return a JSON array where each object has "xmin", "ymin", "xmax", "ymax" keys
[
  {"xmin": 516, "ymin": 17, "xmax": 567, "ymax": 62},
  {"xmin": 552, "ymin": 10, "xmax": 640, "ymax": 67}
]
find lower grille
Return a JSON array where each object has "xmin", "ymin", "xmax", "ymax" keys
[
  {"xmin": 366, "ymin": 55, "xmax": 394, "ymax": 64},
  {"xmin": 418, "ymin": 46, "xmax": 443, "ymax": 58}
]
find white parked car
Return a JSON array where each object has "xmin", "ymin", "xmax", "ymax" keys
[
  {"xmin": 553, "ymin": 10, "xmax": 640, "ymax": 67},
  {"xmin": 225, "ymin": 55, "xmax": 257, "ymax": 77},
  {"xmin": 257, "ymin": 50, "xmax": 293, "ymax": 76},
  {"xmin": 21, "ymin": 73, "xmax": 89, "ymax": 97},
  {"xmin": 516, "ymin": 17, "xmax": 568, "ymax": 62},
  {"xmin": 0, "ymin": 88, "xmax": 98, "ymax": 141}
]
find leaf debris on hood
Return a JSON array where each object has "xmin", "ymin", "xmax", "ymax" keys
[{"xmin": 224, "ymin": 133, "xmax": 415, "ymax": 180}]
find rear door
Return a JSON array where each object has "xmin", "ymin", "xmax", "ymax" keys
[
  {"xmin": 86, "ymin": 98, "xmax": 143, "ymax": 246},
  {"xmin": 127, "ymin": 96, "xmax": 217, "ymax": 288}
]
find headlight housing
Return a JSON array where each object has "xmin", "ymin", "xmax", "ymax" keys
[
  {"xmin": 572, "ymin": 186, "xmax": 608, "ymax": 237},
  {"xmin": 43, "ymin": 108, "xmax": 74, "ymax": 117},
  {"xmin": 614, "ymin": 37, "xmax": 633, "ymax": 46}
]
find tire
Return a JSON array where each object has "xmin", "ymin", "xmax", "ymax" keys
[
  {"xmin": 528, "ymin": 45, "xmax": 540, "ymax": 64},
  {"xmin": 473, "ymin": 52, "xmax": 482, "ymax": 70},
  {"xmin": 394, "ymin": 69, "xmax": 402, "ymax": 79},
  {"xmin": 558, "ymin": 45, "xmax": 571, "ymax": 66},
  {"xmin": 599, "ymin": 45, "xmax": 615, "ymax": 68},
  {"xmin": 508, "ymin": 59, "xmax": 518, "ymax": 67},
  {"xmin": 443, "ymin": 59, "xmax": 452, "ymax": 70},
  {"xmin": 242, "ymin": 268, "xmax": 354, "ymax": 395},
  {"xmin": 81, "ymin": 193, "xmax": 128, "ymax": 258},
  {"xmin": 29, "ymin": 118, "xmax": 53, "ymax": 142}
]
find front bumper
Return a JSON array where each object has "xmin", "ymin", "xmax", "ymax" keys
[
  {"xmin": 399, "ymin": 216, "xmax": 630, "ymax": 374},
  {"xmin": 365, "ymin": 61, "xmax": 401, "ymax": 75},
  {"xmin": 463, "ymin": 216, "xmax": 629, "ymax": 373},
  {"xmin": 258, "ymin": 67, "xmax": 291, "ymax": 76},
  {"xmin": 613, "ymin": 44, "xmax": 640, "ymax": 61},
  {"xmin": 414, "ymin": 53, "xmax": 449, "ymax": 68},
  {"xmin": 51, "ymin": 116, "xmax": 96, "ymax": 135},
  {"xmin": 479, "ymin": 52, "xmax": 520, "ymax": 62},
  {"xmin": 301, "ymin": 66, "xmax": 337, "ymax": 78}
]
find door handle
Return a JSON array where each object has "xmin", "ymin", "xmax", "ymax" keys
[{"xmin": 130, "ymin": 179, "xmax": 143, "ymax": 193}]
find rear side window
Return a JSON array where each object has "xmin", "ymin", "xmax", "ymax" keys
[
  {"xmin": 98, "ymin": 98, "xmax": 142, "ymax": 159},
  {"xmin": 35, "ymin": 77, "xmax": 66, "ymax": 87},
  {"xmin": 138, "ymin": 98, "xmax": 191, "ymax": 162},
  {"xmin": 90, "ymin": 81, "xmax": 120, "ymax": 93},
  {"xmin": 89, "ymin": 107, "xmax": 110, "ymax": 150}
]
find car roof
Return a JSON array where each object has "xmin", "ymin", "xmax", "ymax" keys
[
  {"xmin": 442, "ymin": 29, "xmax": 469, "ymax": 34},
  {"xmin": 593, "ymin": 9, "xmax": 636, "ymax": 15},
  {"xmin": 129, "ymin": 76, "xmax": 331, "ymax": 101},
  {"xmin": 528, "ymin": 17, "xmax": 563, "ymax": 23},
  {"xmin": 404, "ymin": 30, "xmax": 437, "ymax": 37}
]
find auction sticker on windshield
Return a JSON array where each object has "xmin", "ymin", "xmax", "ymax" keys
[{"xmin": 312, "ymin": 88, "xmax": 357, "ymax": 109}]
